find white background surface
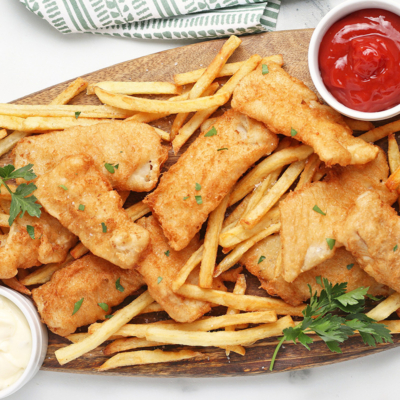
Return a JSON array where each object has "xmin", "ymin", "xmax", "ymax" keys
[{"xmin": 2, "ymin": 0, "xmax": 399, "ymax": 399}]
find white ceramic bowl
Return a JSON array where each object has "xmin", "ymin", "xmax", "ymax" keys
[
  {"xmin": 308, "ymin": 0, "xmax": 400, "ymax": 121},
  {"xmin": 0, "ymin": 286, "xmax": 48, "ymax": 399}
]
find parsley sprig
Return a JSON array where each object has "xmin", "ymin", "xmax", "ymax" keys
[
  {"xmin": 0, "ymin": 164, "xmax": 42, "ymax": 226},
  {"xmin": 269, "ymin": 277, "xmax": 392, "ymax": 371}
]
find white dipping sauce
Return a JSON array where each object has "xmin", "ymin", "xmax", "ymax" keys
[{"xmin": 0, "ymin": 296, "xmax": 32, "ymax": 391}]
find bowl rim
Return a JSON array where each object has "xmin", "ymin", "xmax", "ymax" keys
[
  {"xmin": 308, "ymin": 0, "xmax": 400, "ymax": 121},
  {"xmin": 0, "ymin": 286, "xmax": 45, "ymax": 398}
]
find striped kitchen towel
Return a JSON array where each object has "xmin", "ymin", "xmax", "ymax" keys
[{"xmin": 20, "ymin": 0, "xmax": 281, "ymax": 40}]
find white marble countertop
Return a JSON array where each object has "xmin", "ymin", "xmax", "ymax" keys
[{"xmin": 2, "ymin": 0, "xmax": 400, "ymax": 399}]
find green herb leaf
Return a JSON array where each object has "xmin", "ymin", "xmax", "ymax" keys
[
  {"xmin": 204, "ymin": 127, "xmax": 217, "ymax": 137},
  {"xmin": 8, "ymin": 183, "xmax": 42, "ymax": 226},
  {"xmin": 98, "ymin": 303, "xmax": 109, "ymax": 312},
  {"xmin": 164, "ymin": 250, "xmax": 170, "ymax": 257},
  {"xmin": 105, "ymin": 315, "xmax": 113, "ymax": 319},
  {"xmin": 217, "ymin": 148, "xmax": 228, "ymax": 151},
  {"xmin": 195, "ymin": 195, "xmax": 203, "ymax": 205},
  {"xmin": 157, "ymin": 276, "xmax": 163, "ymax": 284},
  {"xmin": 258, "ymin": 255, "xmax": 266, "ymax": 264},
  {"xmin": 114, "ymin": 164, "xmax": 119, "ymax": 170},
  {"xmin": 101, "ymin": 222, "xmax": 107, "ymax": 233},
  {"xmin": 195, "ymin": 183, "xmax": 201, "ymax": 191},
  {"xmin": 116, "ymin": 278, "xmax": 124, "ymax": 292},
  {"xmin": 0, "ymin": 164, "xmax": 37, "ymax": 181},
  {"xmin": 262, "ymin": 64, "xmax": 269, "ymax": 75},
  {"xmin": 346, "ymin": 263, "xmax": 354, "ymax": 270},
  {"xmin": 104, "ymin": 163, "xmax": 116, "ymax": 174},
  {"xmin": 394, "ymin": 244, "xmax": 398, "ymax": 252},
  {"xmin": 290, "ymin": 128, "xmax": 297, "ymax": 137},
  {"xmin": 183, "ymin": 196, "xmax": 189, "ymax": 201},
  {"xmin": 59, "ymin": 184, "xmax": 68, "ymax": 191},
  {"xmin": 313, "ymin": 205, "xmax": 326, "ymax": 216},
  {"xmin": 326, "ymin": 238, "xmax": 336, "ymax": 250},
  {"xmin": 78, "ymin": 204, "xmax": 85, "ymax": 211},
  {"xmin": 75, "ymin": 111, "xmax": 81, "ymax": 119},
  {"xmin": 26, "ymin": 225, "xmax": 35, "ymax": 240},
  {"xmin": 72, "ymin": 298, "xmax": 84, "ymax": 315}
]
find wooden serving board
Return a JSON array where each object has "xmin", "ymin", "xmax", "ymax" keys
[{"xmin": 4, "ymin": 29, "xmax": 400, "ymax": 377}]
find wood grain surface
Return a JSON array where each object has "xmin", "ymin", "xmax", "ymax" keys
[{"xmin": 3, "ymin": 28, "xmax": 400, "ymax": 377}]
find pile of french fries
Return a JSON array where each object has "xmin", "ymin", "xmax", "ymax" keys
[{"xmin": 2, "ymin": 35, "xmax": 400, "ymax": 371}]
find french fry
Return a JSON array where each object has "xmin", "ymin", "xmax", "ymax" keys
[
  {"xmin": 104, "ymin": 338, "xmax": 168, "ymax": 355},
  {"xmin": 125, "ymin": 201, "xmax": 151, "ymax": 221},
  {"xmin": 295, "ymin": 153, "xmax": 321, "ymax": 190},
  {"xmin": 240, "ymin": 160, "xmax": 306, "ymax": 229},
  {"xmin": 55, "ymin": 291, "xmax": 154, "ymax": 365},
  {"xmin": 378, "ymin": 320, "xmax": 400, "ymax": 333},
  {"xmin": 173, "ymin": 54, "xmax": 262, "ymax": 152},
  {"xmin": 176, "ymin": 284, "xmax": 305, "ymax": 316},
  {"xmin": 215, "ymin": 223, "xmax": 281, "ymax": 276},
  {"xmin": 87, "ymin": 81, "xmax": 181, "ymax": 96},
  {"xmin": 359, "ymin": 120, "xmax": 400, "ymax": 143},
  {"xmin": 153, "ymin": 127, "xmax": 171, "ymax": 142},
  {"xmin": 219, "ymin": 266, "xmax": 243, "ymax": 283},
  {"xmin": 171, "ymin": 35, "xmax": 242, "ymax": 140},
  {"xmin": 313, "ymin": 165, "xmax": 329, "ymax": 182},
  {"xmin": 2, "ymin": 277, "xmax": 31, "ymax": 295},
  {"xmin": 229, "ymin": 145, "xmax": 313, "ymax": 206},
  {"xmin": 201, "ymin": 117, "xmax": 218, "ymax": 134},
  {"xmin": 200, "ymin": 192, "xmax": 231, "ymax": 288},
  {"xmin": 98, "ymin": 349, "xmax": 201, "ymax": 371},
  {"xmin": 94, "ymin": 87, "xmax": 229, "ymax": 114},
  {"xmin": 145, "ymin": 316, "xmax": 294, "ymax": 347},
  {"xmin": 386, "ymin": 165, "xmax": 400, "ymax": 191},
  {"xmin": 366, "ymin": 293, "xmax": 400, "ymax": 321},
  {"xmin": 20, "ymin": 254, "xmax": 74, "ymax": 286},
  {"xmin": 0, "ymin": 129, "xmax": 7, "ymax": 140},
  {"xmin": 0, "ymin": 104, "xmax": 134, "ymax": 119},
  {"xmin": 67, "ymin": 333, "xmax": 92, "ymax": 343},
  {"xmin": 0, "ymin": 213, "xmax": 9, "ymax": 227},
  {"xmin": 88, "ymin": 320, "xmax": 173, "ymax": 337},
  {"xmin": 0, "ymin": 184, "xmax": 15, "ymax": 199},
  {"xmin": 387, "ymin": 133, "xmax": 400, "ymax": 206},
  {"xmin": 70, "ymin": 242, "xmax": 89, "ymax": 260},
  {"xmin": 118, "ymin": 191, "xmax": 131, "ymax": 204},
  {"xmin": 139, "ymin": 302, "xmax": 164, "ymax": 314},
  {"xmin": 173, "ymin": 54, "xmax": 284, "ymax": 86},
  {"xmin": 343, "ymin": 117, "xmax": 374, "ymax": 132}
]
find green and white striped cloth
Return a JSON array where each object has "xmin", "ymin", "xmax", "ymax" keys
[{"xmin": 21, "ymin": 0, "xmax": 281, "ymax": 40}]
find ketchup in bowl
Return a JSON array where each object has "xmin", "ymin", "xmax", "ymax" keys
[{"xmin": 319, "ymin": 9, "xmax": 400, "ymax": 113}]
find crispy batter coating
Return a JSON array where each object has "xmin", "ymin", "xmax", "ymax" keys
[
  {"xmin": 144, "ymin": 109, "xmax": 278, "ymax": 251},
  {"xmin": 12, "ymin": 120, "xmax": 168, "ymax": 192},
  {"xmin": 231, "ymin": 60, "xmax": 378, "ymax": 167},
  {"xmin": 0, "ymin": 210, "xmax": 77, "ymax": 279},
  {"xmin": 32, "ymin": 254, "xmax": 145, "ymax": 336},
  {"xmin": 136, "ymin": 216, "xmax": 211, "ymax": 323},
  {"xmin": 240, "ymin": 235, "xmax": 391, "ymax": 306},
  {"xmin": 34, "ymin": 154, "xmax": 149, "ymax": 269},
  {"xmin": 279, "ymin": 149, "xmax": 397, "ymax": 283},
  {"xmin": 340, "ymin": 191, "xmax": 400, "ymax": 293}
]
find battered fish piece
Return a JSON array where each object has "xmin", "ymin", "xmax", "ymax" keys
[
  {"xmin": 231, "ymin": 60, "xmax": 378, "ymax": 167},
  {"xmin": 339, "ymin": 191, "xmax": 400, "ymax": 294},
  {"xmin": 0, "ymin": 209, "xmax": 77, "ymax": 279},
  {"xmin": 34, "ymin": 155, "xmax": 149, "ymax": 269},
  {"xmin": 144, "ymin": 109, "xmax": 278, "ymax": 251},
  {"xmin": 279, "ymin": 149, "xmax": 396, "ymax": 283},
  {"xmin": 12, "ymin": 120, "xmax": 168, "ymax": 192},
  {"xmin": 32, "ymin": 254, "xmax": 145, "ymax": 336},
  {"xmin": 136, "ymin": 216, "xmax": 211, "ymax": 323},
  {"xmin": 240, "ymin": 235, "xmax": 391, "ymax": 306}
]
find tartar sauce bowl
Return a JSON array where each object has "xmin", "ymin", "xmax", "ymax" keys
[
  {"xmin": 308, "ymin": 0, "xmax": 400, "ymax": 121},
  {"xmin": 0, "ymin": 286, "xmax": 48, "ymax": 399}
]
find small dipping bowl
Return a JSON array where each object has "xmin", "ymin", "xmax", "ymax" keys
[
  {"xmin": 0, "ymin": 286, "xmax": 48, "ymax": 399},
  {"xmin": 308, "ymin": 0, "xmax": 400, "ymax": 121}
]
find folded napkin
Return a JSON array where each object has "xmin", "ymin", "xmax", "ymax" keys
[{"xmin": 21, "ymin": 0, "xmax": 281, "ymax": 39}]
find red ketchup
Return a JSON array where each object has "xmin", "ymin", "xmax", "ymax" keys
[{"xmin": 319, "ymin": 9, "xmax": 400, "ymax": 112}]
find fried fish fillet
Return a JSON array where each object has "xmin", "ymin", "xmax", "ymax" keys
[
  {"xmin": 136, "ymin": 215, "xmax": 211, "ymax": 323},
  {"xmin": 279, "ymin": 149, "xmax": 397, "ymax": 283},
  {"xmin": 144, "ymin": 109, "xmax": 278, "ymax": 251},
  {"xmin": 32, "ymin": 254, "xmax": 145, "ymax": 336},
  {"xmin": 240, "ymin": 235, "xmax": 391, "ymax": 306},
  {"xmin": 34, "ymin": 154, "xmax": 149, "ymax": 269},
  {"xmin": 12, "ymin": 120, "xmax": 168, "ymax": 192},
  {"xmin": 231, "ymin": 60, "xmax": 378, "ymax": 167},
  {"xmin": 0, "ymin": 209, "xmax": 77, "ymax": 279},
  {"xmin": 339, "ymin": 191, "xmax": 400, "ymax": 294}
]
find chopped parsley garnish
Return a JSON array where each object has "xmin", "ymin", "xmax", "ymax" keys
[
  {"xmin": 164, "ymin": 250, "xmax": 170, "ymax": 257},
  {"xmin": 101, "ymin": 222, "xmax": 107, "ymax": 233},
  {"xmin": 346, "ymin": 264, "xmax": 354, "ymax": 270},
  {"xmin": 204, "ymin": 127, "xmax": 217, "ymax": 137},
  {"xmin": 258, "ymin": 255, "xmax": 266, "ymax": 264},
  {"xmin": 98, "ymin": 303, "xmax": 109, "ymax": 312},
  {"xmin": 394, "ymin": 244, "xmax": 398, "ymax": 252},
  {"xmin": 290, "ymin": 128, "xmax": 297, "ymax": 137},
  {"xmin": 195, "ymin": 195, "xmax": 203, "ymax": 205},
  {"xmin": 313, "ymin": 205, "xmax": 326, "ymax": 216},
  {"xmin": 0, "ymin": 164, "xmax": 41, "ymax": 226},
  {"xmin": 195, "ymin": 183, "xmax": 201, "ymax": 191},
  {"xmin": 105, "ymin": 315, "xmax": 113, "ymax": 319},
  {"xmin": 59, "ymin": 184, "xmax": 68, "ymax": 191},
  {"xmin": 72, "ymin": 298, "xmax": 84, "ymax": 315},
  {"xmin": 104, "ymin": 163, "xmax": 118, "ymax": 174},
  {"xmin": 116, "ymin": 278, "xmax": 125, "ymax": 292},
  {"xmin": 183, "ymin": 196, "xmax": 189, "ymax": 200},
  {"xmin": 269, "ymin": 277, "xmax": 392, "ymax": 371},
  {"xmin": 262, "ymin": 64, "xmax": 269, "ymax": 75},
  {"xmin": 74, "ymin": 111, "xmax": 81, "ymax": 119},
  {"xmin": 326, "ymin": 238, "xmax": 336, "ymax": 250},
  {"xmin": 78, "ymin": 204, "xmax": 85, "ymax": 211},
  {"xmin": 157, "ymin": 276, "xmax": 163, "ymax": 284},
  {"xmin": 26, "ymin": 225, "xmax": 35, "ymax": 240},
  {"xmin": 217, "ymin": 148, "xmax": 229, "ymax": 151}
]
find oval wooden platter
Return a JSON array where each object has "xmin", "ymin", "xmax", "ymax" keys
[{"xmin": 3, "ymin": 28, "xmax": 400, "ymax": 377}]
